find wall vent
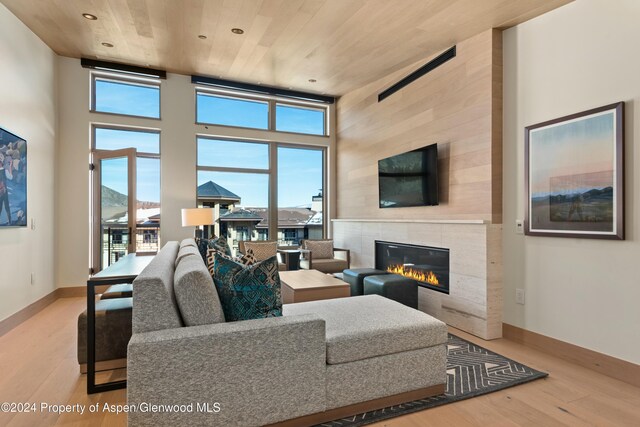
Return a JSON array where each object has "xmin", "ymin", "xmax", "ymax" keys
[{"xmin": 378, "ymin": 46, "xmax": 456, "ymax": 102}]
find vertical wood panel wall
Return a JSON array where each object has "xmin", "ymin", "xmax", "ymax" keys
[{"xmin": 336, "ymin": 29, "xmax": 502, "ymax": 223}]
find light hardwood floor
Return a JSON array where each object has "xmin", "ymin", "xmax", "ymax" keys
[{"xmin": 0, "ymin": 297, "xmax": 638, "ymax": 427}]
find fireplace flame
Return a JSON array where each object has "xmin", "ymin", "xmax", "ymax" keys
[{"xmin": 387, "ymin": 264, "xmax": 440, "ymax": 286}]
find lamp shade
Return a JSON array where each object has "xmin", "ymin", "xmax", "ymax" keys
[{"xmin": 181, "ymin": 208, "xmax": 215, "ymax": 227}]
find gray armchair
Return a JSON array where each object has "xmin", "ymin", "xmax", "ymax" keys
[{"xmin": 300, "ymin": 239, "xmax": 350, "ymax": 274}]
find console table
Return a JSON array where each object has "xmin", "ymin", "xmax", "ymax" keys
[{"xmin": 86, "ymin": 253, "xmax": 154, "ymax": 394}]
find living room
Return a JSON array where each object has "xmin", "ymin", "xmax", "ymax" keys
[{"xmin": 0, "ymin": 0, "xmax": 639, "ymax": 426}]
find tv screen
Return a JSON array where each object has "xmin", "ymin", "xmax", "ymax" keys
[{"xmin": 378, "ymin": 144, "xmax": 439, "ymax": 208}]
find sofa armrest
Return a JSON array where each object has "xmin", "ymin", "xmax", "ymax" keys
[{"xmin": 127, "ymin": 314, "xmax": 327, "ymax": 427}]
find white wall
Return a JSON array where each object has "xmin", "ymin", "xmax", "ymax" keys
[
  {"xmin": 56, "ymin": 58, "xmax": 332, "ymax": 288},
  {"xmin": 0, "ymin": 4, "xmax": 57, "ymax": 321},
  {"xmin": 503, "ymin": 0, "xmax": 640, "ymax": 364}
]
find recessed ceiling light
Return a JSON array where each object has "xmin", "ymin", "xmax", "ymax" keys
[
  {"xmin": 101, "ymin": 42, "xmax": 114, "ymax": 48},
  {"xmin": 82, "ymin": 13, "xmax": 97, "ymax": 20},
  {"xmin": 198, "ymin": 34, "xmax": 207, "ymax": 39},
  {"xmin": 231, "ymin": 28, "xmax": 244, "ymax": 35},
  {"xmin": 308, "ymin": 79, "xmax": 317, "ymax": 83}
]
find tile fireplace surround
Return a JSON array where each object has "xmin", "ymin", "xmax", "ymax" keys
[{"xmin": 332, "ymin": 219, "xmax": 502, "ymax": 340}]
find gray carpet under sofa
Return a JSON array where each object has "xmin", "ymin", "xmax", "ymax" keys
[{"xmin": 127, "ymin": 239, "xmax": 447, "ymax": 427}]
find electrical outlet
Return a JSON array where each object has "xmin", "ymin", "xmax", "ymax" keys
[
  {"xmin": 515, "ymin": 220, "xmax": 524, "ymax": 234},
  {"xmin": 516, "ymin": 288, "xmax": 525, "ymax": 305},
  {"xmin": 30, "ymin": 272, "xmax": 35, "ymax": 286}
]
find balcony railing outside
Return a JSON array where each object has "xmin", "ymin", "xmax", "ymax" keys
[{"xmin": 101, "ymin": 225, "xmax": 160, "ymax": 268}]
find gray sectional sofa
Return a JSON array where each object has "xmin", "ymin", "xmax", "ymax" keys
[{"xmin": 127, "ymin": 240, "xmax": 447, "ymax": 427}]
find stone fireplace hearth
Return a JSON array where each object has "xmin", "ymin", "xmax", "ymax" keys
[{"xmin": 332, "ymin": 219, "xmax": 502, "ymax": 340}]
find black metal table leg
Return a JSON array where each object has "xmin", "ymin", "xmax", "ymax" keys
[{"xmin": 86, "ymin": 277, "xmax": 132, "ymax": 394}]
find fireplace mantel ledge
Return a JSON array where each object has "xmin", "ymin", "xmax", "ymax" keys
[{"xmin": 331, "ymin": 218, "xmax": 488, "ymax": 224}]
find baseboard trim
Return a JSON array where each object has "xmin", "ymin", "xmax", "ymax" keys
[
  {"xmin": 57, "ymin": 286, "xmax": 87, "ymax": 298},
  {"xmin": 0, "ymin": 289, "xmax": 58, "ymax": 337},
  {"xmin": 265, "ymin": 384, "xmax": 445, "ymax": 427},
  {"xmin": 0, "ymin": 286, "xmax": 86, "ymax": 337},
  {"xmin": 503, "ymin": 323, "xmax": 640, "ymax": 388}
]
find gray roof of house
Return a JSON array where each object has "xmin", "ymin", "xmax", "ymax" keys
[
  {"xmin": 219, "ymin": 208, "xmax": 264, "ymax": 222},
  {"xmin": 197, "ymin": 181, "xmax": 241, "ymax": 201}
]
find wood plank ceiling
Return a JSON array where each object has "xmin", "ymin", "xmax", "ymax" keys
[{"xmin": 0, "ymin": 0, "xmax": 571, "ymax": 96}]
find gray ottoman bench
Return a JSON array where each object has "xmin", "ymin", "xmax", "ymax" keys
[
  {"xmin": 363, "ymin": 274, "xmax": 418, "ymax": 309},
  {"xmin": 343, "ymin": 268, "xmax": 388, "ymax": 296},
  {"xmin": 77, "ymin": 297, "xmax": 132, "ymax": 373}
]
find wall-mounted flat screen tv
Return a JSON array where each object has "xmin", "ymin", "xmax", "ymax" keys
[{"xmin": 378, "ymin": 143, "xmax": 438, "ymax": 208}]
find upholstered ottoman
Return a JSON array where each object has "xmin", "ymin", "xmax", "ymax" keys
[
  {"xmin": 77, "ymin": 297, "xmax": 132, "ymax": 373},
  {"xmin": 100, "ymin": 283, "xmax": 133, "ymax": 300},
  {"xmin": 363, "ymin": 274, "xmax": 418, "ymax": 309},
  {"xmin": 343, "ymin": 268, "xmax": 388, "ymax": 296},
  {"xmin": 283, "ymin": 295, "xmax": 447, "ymax": 410}
]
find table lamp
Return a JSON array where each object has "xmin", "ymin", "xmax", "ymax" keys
[{"xmin": 181, "ymin": 208, "xmax": 215, "ymax": 238}]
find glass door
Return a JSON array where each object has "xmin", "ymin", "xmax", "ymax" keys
[{"xmin": 92, "ymin": 149, "xmax": 136, "ymax": 273}]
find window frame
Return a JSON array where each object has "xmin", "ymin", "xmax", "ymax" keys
[
  {"xmin": 91, "ymin": 72, "xmax": 162, "ymax": 120},
  {"xmin": 92, "ymin": 124, "xmax": 161, "ymax": 158},
  {"xmin": 195, "ymin": 136, "xmax": 327, "ymax": 243},
  {"xmin": 274, "ymin": 101, "xmax": 327, "ymax": 136},
  {"xmin": 195, "ymin": 87, "xmax": 329, "ymax": 136},
  {"xmin": 91, "ymin": 124, "xmax": 162, "ymax": 270},
  {"xmin": 195, "ymin": 90, "xmax": 270, "ymax": 130},
  {"xmin": 196, "ymin": 135, "xmax": 270, "ymax": 171}
]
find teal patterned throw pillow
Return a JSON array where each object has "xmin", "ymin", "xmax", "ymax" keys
[
  {"xmin": 196, "ymin": 236, "xmax": 232, "ymax": 262},
  {"xmin": 213, "ymin": 253, "xmax": 283, "ymax": 321}
]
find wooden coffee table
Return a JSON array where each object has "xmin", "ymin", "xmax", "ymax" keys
[{"xmin": 280, "ymin": 269, "xmax": 350, "ymax": 304}]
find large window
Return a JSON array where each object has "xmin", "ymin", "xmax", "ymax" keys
[
  {"xmin": 92, "ymin": 74, "xmax": 160, "ymax": 118},
  {"xmin": 197, "ymin": 169, "xmax": 269, "ymax": 255},
  {"xmin": 196, "ymin": 137, "xmax": 325, "ymax": 250},
  {"xmin": 278, "ymin": 146, "xmax": 324, "ymax": 244},
  {"xmin": 196, "ymin": 93, "xmax": 268, "ymax": 129},
  {"xmin": 196, "ymin": 89, "xmax": 328, "ymax": 136}
]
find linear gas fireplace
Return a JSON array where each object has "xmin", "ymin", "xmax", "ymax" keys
[{"xmin": 375, "ymin": 241, "xmax": 450, "ymax": 294}]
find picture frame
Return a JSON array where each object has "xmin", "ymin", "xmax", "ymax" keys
[
  {"xmin": 525, "ymin": 102, "xmax": 624, "ymax": 240},
  {"xmin": 0, "ymin": 127, "xmax": 27, "ymax": 228}
]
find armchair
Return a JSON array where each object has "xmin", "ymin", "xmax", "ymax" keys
[
  {"xmin": 300, "ymin": 239, "xmax": 351, "ymax": 274},
  {"xmin": 238, "ymin": 240, "xmax": 289, "ymax": 271}
]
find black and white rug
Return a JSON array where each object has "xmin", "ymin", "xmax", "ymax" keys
[{"xmin": 318, "ymin": 334, "xmax": 548, "ymax": 427}]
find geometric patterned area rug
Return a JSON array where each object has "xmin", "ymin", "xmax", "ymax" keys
[{"xmin": 317, "ymin": 334, "xmax": 548, "ymax": 427}]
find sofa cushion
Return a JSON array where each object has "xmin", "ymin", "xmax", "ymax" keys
[
  {"xmin": 180, "ymin": 238, "xmax": 197, "ymax": 249},
  {"xmin": 300, "ymin": 258, "xmax": 348, "ymax": 274},
  {"xmin": 205, "ymin": 247, "xmax": 258, "ymax": 275},
  {"xmin": 174, "ymin": 254, "xmax": 225, "ymax": 326},
  {"xmin": 132, "ymin": 242, "xmax": 183, "ymax": 334},
  {"xmin": 304, "ymin": 240, "xmax": 334, "ymax": 259},
  {"xmin": 213, "ymin": 253, "xmax": 283, "ymax": 321},
  {"xmin": 283, "ymin": 295, "xmax": 447, "ymax": 365},
  {"xmin": 175, "ymin": 244, "xmax": 200, "ymax": 267},
  {"xmin": 195, "ymin": 236, "xmax": 232, "ymax": 261}
]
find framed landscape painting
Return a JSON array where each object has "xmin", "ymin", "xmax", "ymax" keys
[
  {"xmin": 0, "ymin": 127, "xmax": 27, "ymax": 227},
  {"xmin": 525, "ymin": 102, "xmax": 624, "ymax": 239}
]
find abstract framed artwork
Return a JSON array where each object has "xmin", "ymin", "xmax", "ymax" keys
[
  {"xmin": 525, "ymin": 102, "xmax": 624, "ymax": 240},
  {"xmin": 0, "ymin": 127, "xmax": 27, "ymax": 227}
]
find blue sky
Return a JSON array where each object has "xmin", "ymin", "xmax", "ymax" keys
[
  {"xmin": 196, "ymin": 146, "xmax": 323, "ymax": 208},
  {"xmin": 99, "ymin": 87, "xmax": 324, "ymax": 209},
  {"xmin": 95, "ymin": 80, "xmax": 160, "ymax": 118}
]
